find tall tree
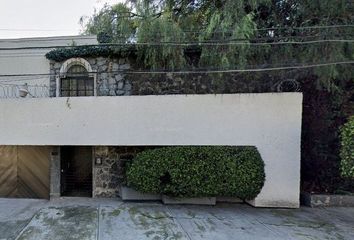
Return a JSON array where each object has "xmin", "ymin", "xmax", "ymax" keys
[
  {"xmin": 81, "ymin": 0, "xmax": 353, "ymax": 88},
  {"xmin": 80, "ymin": 3, "xmax": 136, "ymax": 43},
  {"xmin": 80, "ymin": 0, "xmax": 354, "ymax": 193}
]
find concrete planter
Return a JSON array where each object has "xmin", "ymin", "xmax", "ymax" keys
[
  {"xmin": 301, "ymin": 192, "xmax": 354, "ymax": 207},
  {"xmin": 162, "ymin": 195, "xmax": 216, "ymax": 205},
  {"xmin": 120, "ymin": 186, "xmax": 161, "ymax": 201}
]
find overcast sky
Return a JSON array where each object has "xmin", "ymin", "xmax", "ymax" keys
[{"xmin": 0, "ymin": 0, "xmax": 123, "ymax": 39}]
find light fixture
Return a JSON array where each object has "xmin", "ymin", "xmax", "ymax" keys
[
  {"xmin": 95, "ymin": 157, "xmax": 102, "ymax": 165},
  {"xmin": 18, "ymin": 83, "xmax": 29, "ymax": 98},
  {"xmin": 18, "ymin": 83, "xmax": 36, "ymax": 98}
]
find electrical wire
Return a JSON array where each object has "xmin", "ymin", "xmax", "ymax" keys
[
  {"xmin": 0, "ymin": 24, "xmax": 353, "ymax": 33},
  {"xmin": 0, "ymin": 76, "xmax": 49, "ymax": 83},
  {"xmin": 254, "ymin": 24, "xmax": 354, "ymax": 31},
  {"xmin": 0, "ymin": 39, "xmax": 353, "ymax": 50},
  {"xmin": 111, "ymin": 61, "xmax": 354, "ymax": 74},
  {"xmin": 0, "ymin": 60, "xmax": 352, "ymax": 79},
  {"xmin": 0, "ymin": 28, "xmax": 77, "ymax": 32}
]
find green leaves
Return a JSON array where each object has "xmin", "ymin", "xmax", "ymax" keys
[
  {"xmin": 81, "ymin": 3, "xmax": 136, "ymax": 44},
  {"xmin": 136, "ymin": 11, "xmax": 187, "ymax": 70},
  {"xmin": 340, "ymin": 116, "xmax": 354, "ymax": 178},
  {"xmin": 45, "ymin": 45, "xmax": 136, "ymax": 62},
  {"xmin": 126, "ymin": 146, "xmax": 265, "ymax": 200},
  {"xmin": 56, "ymin": 0, "xmax": 354, "ymax": 92}
]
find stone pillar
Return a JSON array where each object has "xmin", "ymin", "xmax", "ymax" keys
[
  {"xmin": 92, "ymin": 146, "xmax": 137, "ymax": 198},
  {"xmin": 93, "ymin": 146, "xmax": 121, "ymax": 198},
  {"xmin": 50, "ymin": 146, "xmax": 61, "ymax": 198}
]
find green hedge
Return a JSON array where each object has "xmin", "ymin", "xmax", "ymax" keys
[
  {"xmin": 126, "ymin": 146, "xmax": 265, "ymax": 200},
  {"xmin": 340, "ymin": 116, "xmax": 354, "ymax": 178}
]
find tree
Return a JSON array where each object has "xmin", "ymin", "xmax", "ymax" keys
[
  {"xmin": 80, "ymin": 0, "xmax": 354, "ymax": 193},
  {"xmin": 80, "ymin": 3, "xmax": 136, "ymax": 43},
  {"xmin": 81, "ymin": 0, "xmax": 353, "ymax": 86}
]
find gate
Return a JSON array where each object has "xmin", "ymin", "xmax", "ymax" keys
[{"xmin": 0, "ymin": 146, "xmax": 51, "ymax": 199}]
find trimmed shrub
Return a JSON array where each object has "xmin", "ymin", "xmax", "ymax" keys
[
  {"xmin": 340, "ymin": 116, "xmax": 354, "ymax": 178},
  {"xmin": 126, "ymin": 146, "xmax": 265, "ymax": 200}
]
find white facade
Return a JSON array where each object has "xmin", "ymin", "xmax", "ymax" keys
[
  {"xmin": 0, "ymin": 35, "xmax": 97, "ymax": 98},
  {"xmin": 0, "ymin": 93, "xmax": 303, "ymax": 208},
  {"xmin": 0, "ymin": 36, "xmax": 303, "ymax": 208}
]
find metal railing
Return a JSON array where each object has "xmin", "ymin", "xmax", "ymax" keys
[
  {"xmin": 0, "ymin": 78, "xmax": 300, "ymax": 99},
  {"xmin": 0, "ymin": 84, "xmax": 50, "ymax": 99}
]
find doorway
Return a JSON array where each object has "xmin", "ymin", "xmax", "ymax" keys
[{"xmin": 60, "ymin": 146, "xmax": 92, "ymax": 197}]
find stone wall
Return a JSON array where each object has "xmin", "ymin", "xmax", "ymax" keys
[
  {"xmin": 93, "ymin": 146, "xmax": 156, "ymax": 198},
  {"xmin": 49, "ymin": 146, "xmax": 61, "ymax": 198},
  {"xmin": 49, "ymin": 57, "xmax": 132, "ymax": 97},
  {"xmin": 49, "ymin": 55, "xmax": 302, "ymax": 200},
  {"xmin": 49, "ymin": 56, "xmax": 300, "ymax": 97}
]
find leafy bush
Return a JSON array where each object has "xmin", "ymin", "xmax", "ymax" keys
[
  {"xmin": 126, "ymin": 146, "xmax": 265, "ymax": 200},
  {"xmin": 340, "ymin": 116, "xmax": 354, "ymax": 178}
]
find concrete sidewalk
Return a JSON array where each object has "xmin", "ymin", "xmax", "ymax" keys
[{"xmin": 0, "ymin": 198, "xmax": 353, "ymax": 240}]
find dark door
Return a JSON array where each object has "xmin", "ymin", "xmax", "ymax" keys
[{"xmin": 61, "ymin": 146, "xmax": 92, "ymax": 197}]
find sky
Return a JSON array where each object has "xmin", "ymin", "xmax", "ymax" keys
[{"xmin": 0, "ymin": 0, "xmax": 123, "ymax": 39}]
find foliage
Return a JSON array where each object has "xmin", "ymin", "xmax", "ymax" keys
[
  {"xmin": 80, "ymin": 3, "xmax": 136, "ymax": 43},
  {"xmin": 126, "ymin": 146, "xmax": 265, "ymax": 200},
  {"xmin": 340, "ymin": 116, "xmax": 354, "ymax": 178},
  {"xmin": 45, "ymin": 45, "xmax": 136, "ymax": 62},
  {"xmin": 135, "ymin": 12, "xmax": 187, "ymax": 70},
  {"xmin": 300, "ymin": 76, "xmax": 354, "ymax": 193},
  {"xmin": 252, "ymin": 0, "xmax": 354, "ymax": 91},
  {"xmin": 76, "ymin": 0, "xmax": 354, "ymax": 90}
]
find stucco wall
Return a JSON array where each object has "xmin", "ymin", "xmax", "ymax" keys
[
  {"xmin": 0, "ymin": 93, "xmax": 302, "ymax": 207},
  {"xmin": 0, "ymin": 36, "xmax": 97, "ymax": 98}
]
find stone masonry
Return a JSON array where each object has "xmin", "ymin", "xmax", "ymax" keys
[
  {"xmin": 49, "ymin": 55, "xmax": 299, "ymax": 198},
  {"xmin": 93, "ymin": 146, "xmax": 156, "ymax": 198},
  {"xmin": 49, "ymin": 57, "xmax": 132, "ymax": 97}
]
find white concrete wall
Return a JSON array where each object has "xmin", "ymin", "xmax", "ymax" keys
[
  {"xmin": 0, "ymin": 93, "xmax": 303, "ymax": 208},
  {"xmin": 0, "ymin": 35, "xmax": 97, "ymax": 98}
]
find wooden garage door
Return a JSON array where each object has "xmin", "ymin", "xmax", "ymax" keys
[
  {"xmin": 0, "ymin": 146, "xmax": 17, "ymax": 197},
  {"xmin": 0, "ymin": 146, "xmax": 50, "ymax": 199}
]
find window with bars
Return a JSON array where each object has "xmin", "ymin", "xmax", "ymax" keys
[{"xmin": 60, "ymin": 65, "xmax": 94, "ymax": 97}]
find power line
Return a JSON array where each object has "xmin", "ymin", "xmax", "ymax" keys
[
  {"xmin": 0, "ymin": 61, "xmax": 352, "ymax": 79},
  {"xmin": 113, "ymin": 33, "xmax": 354, "ymax": 41},
  {"xmin": 0, "ymin": 82, "xmax": 48, "ymax": 87},
  {"xmin": 144, "ymin": 24, "xmax": 354, "ymax": 34},
  {"xmin": 257, "ymin": 24, "xmax": 354, "ymax": 31},
  {"xmin": 0, "ymin": 24, "xmax": 353, "ymax": 33},
  {"xmin": 0, "ymin": 28, "xmax": 77, "ymax": 32},
  {"xmin": 118, "ymin": 61, "xmax": 354, "ymax": 74},
  {"xmin": 0, "ymin": 39, "xmax": 353, "ymax": 51},
  {"xmin": 0, "ymin": 76, "xmax": 49, "ymax": 83},
  {"xmin": 104, "ymin": 39, "xmax": 354, "ymax": 46}
]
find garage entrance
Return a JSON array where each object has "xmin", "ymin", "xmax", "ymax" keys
[
  {"xmin": 0, "ymin": 146, "xmax": 51, "ymax": 199},
  {"xmin": 60, "ymin": 146, "xmax": 93, "ymax": 197}
]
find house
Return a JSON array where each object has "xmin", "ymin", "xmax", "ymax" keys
[{"xmin": 0, "ymin": 35, "xmax": 303, "ymax": 208}]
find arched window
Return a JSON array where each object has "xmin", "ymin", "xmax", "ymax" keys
[
  {"xmin": 61, "ymin": 65, "xmax": 94, "ymax": 97},
  {"xmin": 57, "ymin": 58, "xmax": 96, "ymax": 97}
]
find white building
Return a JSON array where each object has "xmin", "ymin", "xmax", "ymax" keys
[{"xmin": 0, "ymin": 35, "xmax": 303, "ymax": 208}]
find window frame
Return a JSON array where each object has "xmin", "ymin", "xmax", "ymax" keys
[{"xmin": 56, "ymin": 58, "xmax": 97, "ymax": 97}]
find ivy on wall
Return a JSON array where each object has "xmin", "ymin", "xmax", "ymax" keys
[{"xmin": 45, "ymin": 45, "xmax": 137, "ymax": 62}]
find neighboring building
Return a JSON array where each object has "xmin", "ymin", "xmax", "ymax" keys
[{"xmin": 0, "ymin": 35, "xmax": 303, "ymax": 208}]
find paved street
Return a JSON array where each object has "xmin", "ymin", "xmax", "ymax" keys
[{"xmin": 0, "ymin": 198, "xmax": 353, "ymax": 240}]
